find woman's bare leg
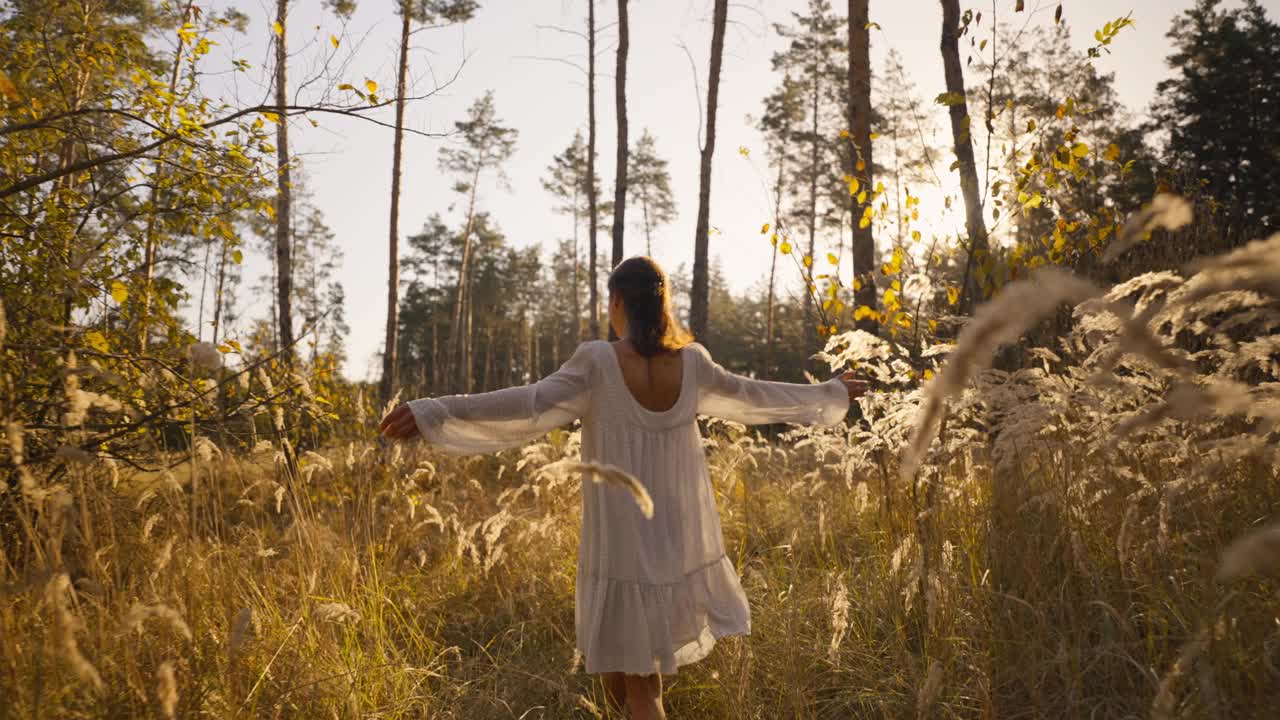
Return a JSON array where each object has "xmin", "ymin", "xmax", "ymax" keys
[
  {"xmin": 623, "ymin": 674, "xmax": 665, "ymax": 720},
  {"xmin": 603, "ymin": 672, "xmax": 627, "ymax": 713}
]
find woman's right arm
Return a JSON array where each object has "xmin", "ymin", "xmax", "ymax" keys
[{"xmin": 691, "ymin": 343, "xmax": 864, "ymax": 427}]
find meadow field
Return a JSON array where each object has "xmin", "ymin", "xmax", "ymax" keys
[{"xmin": 4, "ymin": 231, "xmax": 1279, "ymax": 719}]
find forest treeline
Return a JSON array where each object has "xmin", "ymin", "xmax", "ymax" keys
[{"xmin": 1, "ymin": 0, "xmax": 1278, "ymax": 470}]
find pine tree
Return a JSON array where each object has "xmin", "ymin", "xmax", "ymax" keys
[
  {"xmin": 1152, "ymin": 0, "xmax": 1280, "ymax": 235},
  {"xmin": 439, "ymin": 92, "xmax": 517, "ymax": 393},
  {"xmin": 542, "ymin": 131, "xmax": 595, "ymax": 340},
  {"xmin": 381, "ymin": 0, "xmax": 478, "ymax": 405},
  {"xmin": 627, "ymin": 129, "xmax": 677, "ymax": 256},
  {"xmin": 770, "ymin": 0, "xmax": 846, "ymax": 355}
]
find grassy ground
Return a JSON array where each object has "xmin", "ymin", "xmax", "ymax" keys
[{"xmin": 3, "ymin": 418, "xmax": 1277, "ymax": 719}]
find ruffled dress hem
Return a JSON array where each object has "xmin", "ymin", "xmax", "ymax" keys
[{"xmin": 577, "ymin": 554, "xmax": 752, "ymax": 676}]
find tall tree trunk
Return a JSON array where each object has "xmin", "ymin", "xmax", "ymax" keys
[
  {"xmin": 211, "ymin": 238, "xmax": 228, "ymax": 347},
  {"xmin": 849, "ymin": 0, "xmax": 878, "ymax": 332},
  {"xmin": 642, "ymin": 193, "xmax": 652, "ymax": 256},
  {"xmin": 273, "ymin": 0, "xmax": 296, "ymax": 362},
  {"xmin": 766, "ymin": 150, "xmax": 786, "ymax": 380},
  {"xmin": 573, "ymin": 184, "xmax": 583, "ymax": 340},
  {"xmin": 804, "ymin": 68, "xmax": 820, "ymax": 355},
  {"xmin": 587, "ymin": 0, "xmax": 601, "ymax": 340},
  {"xmin": 448, "ymin": 166, "xmax": 482, "ymax": 392},
  {"xmin": 381, "ymin": 2, "xmax": 411, "ymax": 405},
  {"xmin": 689, "ymin": 0, "xmax": 728, "ymax": 339},
  {"xmin": 609, "ymin": 0, "xmax": 630, "ymax": 342},
  {"xmin": 139, "ymin": 0, "xmax": 196, "ymax": 352},
  {"xmin": 939, "ymin": 0, "xmax": 990, "ymax": 313}
]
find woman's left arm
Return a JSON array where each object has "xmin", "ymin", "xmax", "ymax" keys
[{"xmin": 379, "ymin": 341, "xmax": 597, "ymax": 454}]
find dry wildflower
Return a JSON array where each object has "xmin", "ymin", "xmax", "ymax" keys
[
  {"xmin": 576, "ymin": 694, "xmax": 604, "ymax": 719},
  {"xmin": 1184, "ymin": 233, "xmax": 1280, "ymax": 302},
  {"xmin": 193, "ymin": 436, "xmax": 219, "ymax": 463},
  {"xmin": 902, "ymin": 268, "xmax": 1103, "ymax": 482},
  {"xmin": 6, "ymin": 421, "xmax": 24, "ymax": 464},
  {"xmin": 187, "ymin": 341, "xmax": 222, "ymax": 371},
  {"xmin": 569, "ymin": 461, "xmax": 655, "ymax": 518},
  {"xmin": 827, "ymin": 577, "xmax": 850, "ymax": 664},
  {"xmin": 1152, "ymin": 626, "xmax": 1210, "ymax": 720},
  {"xmin": 45, "ymin": 573, "xmax": 103, "ymax": 692},
  {"xmin": 1216, "ymin": 521, "xmax": 1280, "ymax": 582},
  {"xmin": 916, "ymin": 659, "xmax": 944, "ymax": 720},
  {"xmin": 151, "ymin": 537, "xmax": 176, "ymax": 582},
  {"xmin": 156, "ymin": 661, "xmax": 178, "ymax": 719},
  {"xmin": 313, "ymin": 602, "xmax": 361, "ymax": 625},
  {"xmin": 63, "ymin": 353, "xmax": 91, "ymax": 427},
  {"xmin": 0, "ymin": 298, "xmax": 5, "ymax": 350},
  {"xmin": 1102, "ymin": 193, "xmax": 1193, "ymax": 263},
  {"xmin": 123, "ymin": 603, "xmax": 193, "ymax": 641}
]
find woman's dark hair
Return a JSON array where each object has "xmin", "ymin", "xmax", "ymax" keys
[{"xmin": 607, "ymin": 256, "xmax": 693, "ymax": 357}]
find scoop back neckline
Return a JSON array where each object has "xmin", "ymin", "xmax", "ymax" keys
[{"xmin": 605, "ymin": 341, "xmax": 690, "ymax": 416}]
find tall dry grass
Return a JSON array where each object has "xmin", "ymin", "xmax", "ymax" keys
[{"xmin": 2, "ymin": 223, "xmax": 1279, "ymax": 718}]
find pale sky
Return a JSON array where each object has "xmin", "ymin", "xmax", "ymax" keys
[{"xmin": 198, "ymin": 0, "xmax": 1270, "ymax": 380}]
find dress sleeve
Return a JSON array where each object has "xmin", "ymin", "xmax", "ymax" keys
[
  {"xmin": 407, "ymin": 341, "xmax": 597, "ymax": 454},
  {"xmin": 690, "ymin": 343, "xmax": 848, "ymax": 427}
]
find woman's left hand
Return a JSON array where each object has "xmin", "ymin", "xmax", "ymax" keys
[{"xmin": 379, "ymin": 404, "xmax": 420, "ymax": 441}]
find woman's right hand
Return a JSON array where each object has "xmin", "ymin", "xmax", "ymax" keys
[{"xmin": 836, "ymin": 371, "xmax": 869, "ymax": 403}]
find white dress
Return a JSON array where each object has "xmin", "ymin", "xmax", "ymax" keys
[{"xmin": 408, "ymin": 340, "xmax": 849, "ymax": 675}]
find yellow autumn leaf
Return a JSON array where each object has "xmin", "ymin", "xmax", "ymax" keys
[
  {"xmin": 857, "ymin": 189, "xmax": 867, "ymax": 205},
  {"xmin": 760, "ymin": 222, "xmax": 770, "ymax": 234},
  {"xmin": 895, "ymin": 313, "xmax": 913, "ymax": 329},
  {"xmin": 856, "ymin": 158, "xmax": 866, "ymax": 172},
  {"xmin": 779, "ymin": 242, "xmax": 792, "ymax": 255},
  {"xmin": 827, "ymin": 253, "xmax": 838, "ymax": 265},
  {"xmin": 847, "ymin": 175, "xmax": 860, "ymax": 196},
  {"xmin": 110, "ymin": 281, "xmax": 128, "ymax": 304},
  {"xmin": 869, "ymin": 132, "xmax": 879, "ymax": 140},
  {"xmin": 770, "ymin": 233, "xmax": 778, "ymax": 247},
  {"xmin": 261, "ymin": 111, "xmax": 281, "ymax": 124},
  {"xmin": 0, "ymin": 69, "xmax": 21, "ymax": 101},
  {"xmin": 232, "ymin": 249, "xmax": 243, "ymax": 265},
  {"xmin": 803, "ymin": 255, "xmax": 813, "ymax": 268},
  {"xmin": 738, "ymin": 146, "xmax": 750, "ymax": 157},
  {"xmin": 924, "ymin": 368, "xmax": 935, "ymax": 380},
  {"xmin": 947, "ymin": 286, "xmax": 960, "ymax": 305},
  {"xmin": 839, "ymin": 129, "xmax": 850, "ymax": 138},
  {"xmin": 853, "ymin": 305, "xmax": 874, "ymax": 321},
  {"xmin": 85, "ymin": 330, "xmax": 109, "ymax": 353},
  {"xmin": 1072, "ymin": 142, "xmax": 1089, "ymax": 158},
  {"xmin": 331, "ymin": 34, "xmax": 339, "ymax": 49},
  {"xmin": 1105, "ymin": 143, "xmax": 1121, "ymax": 162},
  {"xmin": 365, "ymin": 79, "xmax": 378, "ymax": 94},
  {"xmin": 859, "ymin": 217, "xmax": 871, "ymax": 229},
  {"xmin": 273, "ymin": 20, "xmax": 283, "ymax": 37}
]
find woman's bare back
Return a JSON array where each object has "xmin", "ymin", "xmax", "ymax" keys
[{"xmin": 610, "ymin": 340, "xmax": 684, "ymax": 412}]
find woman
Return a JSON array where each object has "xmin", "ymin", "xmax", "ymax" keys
[{"xmin": 380, "ymin": 256, "xmax": 866, "ymax": 719}]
